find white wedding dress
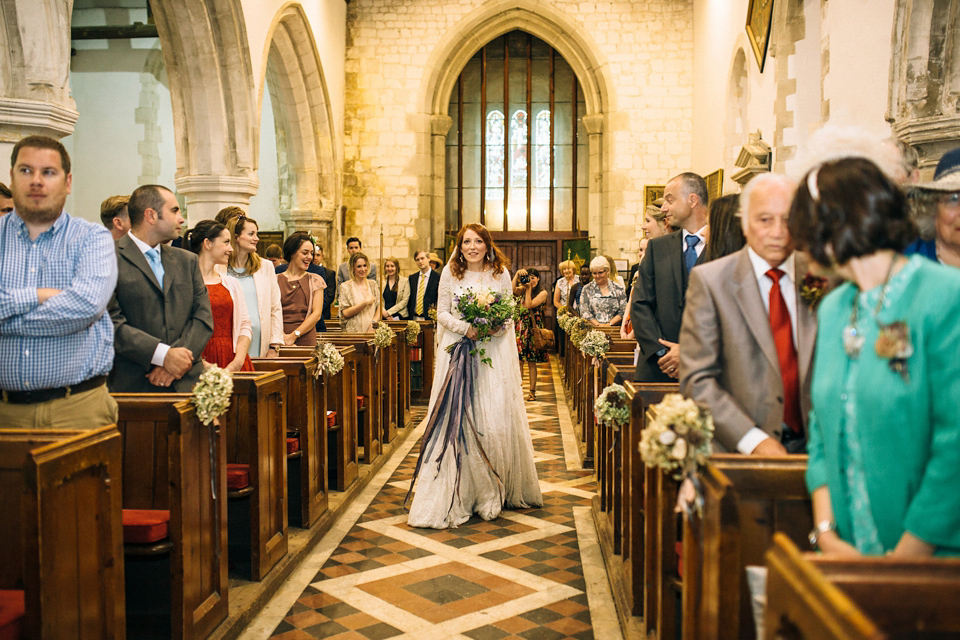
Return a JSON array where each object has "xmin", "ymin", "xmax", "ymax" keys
[{"xmin": 407, "ymin": 266, "xmax": 543, "ymax": 529}]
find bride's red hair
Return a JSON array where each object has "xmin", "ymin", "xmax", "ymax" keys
[{"xmin": 447, "ymin": 223, "xmax": 510, "ymax": 279}]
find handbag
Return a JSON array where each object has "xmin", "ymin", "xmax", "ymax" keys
[{"xmin": 533, "ymin": 326, "xmax": 555, "ymax": 351}]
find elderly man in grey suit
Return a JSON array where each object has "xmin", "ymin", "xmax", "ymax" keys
[
  {"xmin": 108, "ymin": 184, "xmax": 213, "ymax": 392},
  {"xmin": 679, "ymin": 173, "xmax": 815, "ymax": 455},
  {"xmin": 631, "ymin": 172, "xmax": 709, "ymax": 382}
]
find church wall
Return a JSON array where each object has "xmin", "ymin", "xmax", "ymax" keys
[
  {"xmin": 692, "ymin": 0, "xmax": 897, "ymax": 191},
  {"xmin": 343, "ymin": 0, "xmax": 695, "ymax": 270}
]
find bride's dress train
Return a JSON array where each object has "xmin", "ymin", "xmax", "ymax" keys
[{"xmin": 406, "ymin": 267, "xmax": 543, "ymax": 529}]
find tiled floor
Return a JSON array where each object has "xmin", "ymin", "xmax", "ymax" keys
[{"xmin": 240, "ymin": 360, "xmax": 621, "ymax": 640}]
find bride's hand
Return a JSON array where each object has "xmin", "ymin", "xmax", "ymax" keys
[{"xmin": 465, "ymin": 326, "xmax": 479, "ymax": 340}]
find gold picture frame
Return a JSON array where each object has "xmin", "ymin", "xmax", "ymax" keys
[
  {"xmin": 705, "ymin": 169, "xmax": 724, "ymax": 202},
  {"xmin": 644, "ymin": 185, "xmax": 665, "ymax": 209},
  {"xmin": 746, "ymin": 0, "xmax": 775, "ymax": 72}
]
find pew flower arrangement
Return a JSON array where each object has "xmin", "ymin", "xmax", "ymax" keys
[
  {"xmin": 579, "ymin": 330, "xmax": 610, "ymax": 361},
  {"xmin": 314, "ymin": 341, "xmax": 344, "ymax": 377},
  {"xmin": 427, "ymin": 308, "xmax": 438, "ymax": 322},
  {"xmin": 405, "ymin": 320, "xmax": 421, "ymax": 345},
  {"xmin": 567, "ymin": 318, "xmax": 589, "ymax": 349},
  {"xmin": 639, "ymin": 393, "xmax": 714, "ymax": 517},
  {"xmin": 594, "ymin": 384, "xmax": 629, "ymax": 431},
  {"xmin": 373, "ymin": 322, "xmax": 396, "ymax": 349},
  {"xmin": 191, "ymin": 365, "xmax": 233, "ymax": 426},
  {"xmin": 557, "ymin": 312, "xmax": 576, "ymax": 333}
]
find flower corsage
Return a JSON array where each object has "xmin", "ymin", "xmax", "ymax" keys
[
  {"xmin": 875, "ymin": 321, "xmax": 912, "ymax": 382},
  {"xmin": 799, "ymin": 273, "xmax": 829, "ymax": 310}
]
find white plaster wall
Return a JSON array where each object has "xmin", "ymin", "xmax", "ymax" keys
[
  {"xmin": 693, "ymin": 0, "xmax": 897, "ymax": 190},
  {"xmin": 65, "ymin": 7, "xmax": 178, "ymax": 223},
  {"xmin": 246, "ymin": 83, "xmax": 283, "ymax": 231}
]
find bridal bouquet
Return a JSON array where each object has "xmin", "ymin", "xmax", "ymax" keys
[
  {"xmin": 192, "ymin": 365, "xmax": 233, "ymax": 426},
  {"xmin": 447, "ymin": 287, "xmax": 517, "ymax": 367}
]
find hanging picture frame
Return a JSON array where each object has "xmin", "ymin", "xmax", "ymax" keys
[
  {"xmin": 746, "ymin": 0, "xmax": 775, "ymax": 72},
  {"xmin": 705, "ymin": 169, "xmax": 724, "ymax": 202}
]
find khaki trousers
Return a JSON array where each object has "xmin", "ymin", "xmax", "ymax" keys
[{"xmin": 0, "ymin": 384, "xmax": 118, "ymax": 429}]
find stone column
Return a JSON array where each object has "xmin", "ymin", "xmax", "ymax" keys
[
  {"xmin": 581, "ymin": 113, "xmax": 605, "ymax": 245},
  {"xmin": 428, "ymin": 114, "xmax": 452, "ymax": 247},
  {"xmin": 0, "ymin": 100, "xmax": 79, "ymax": 176},
  {"xmin": 174, "ymin": 175, "xmax": 260, "ymax": 222},
  {"xmin": 283, "ymin": 206, "xmax": 336, "ymax": 256}
]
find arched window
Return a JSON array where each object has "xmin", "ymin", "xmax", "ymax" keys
[{"xmin": 446, "ymin": 31, "xmax": 587, "ymax": 232}]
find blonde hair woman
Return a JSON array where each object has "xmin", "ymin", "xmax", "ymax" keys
[
  {"xmin": 339, "ymin": 252, "xmax": 380, "ymax": 332},
  {"xmin": 380, "ymin": 257, "xmax": 410, "ymax": 320}
]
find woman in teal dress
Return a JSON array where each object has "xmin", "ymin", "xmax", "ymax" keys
[{"xmin": 790, "ymin": 156, "xmax": 960, "ymax": 557}]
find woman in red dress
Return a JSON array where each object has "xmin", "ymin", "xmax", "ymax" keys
[{"xmin": 185, "ymin": 220, "xmax": 254, "ymax": 372}]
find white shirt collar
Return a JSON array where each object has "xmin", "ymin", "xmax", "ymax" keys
[
  {"xmin": 128, "ymin": 230, "xmax": 161, "ymax": 255},
  {"xmin": 746, "ymin": 246, "xmax": 796, "ymax": 284},
  {"xmin": 682, "ymin": 226, "xmax": 707, "ymax": 243}
]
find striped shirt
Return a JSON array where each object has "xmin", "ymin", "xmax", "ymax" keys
[{"xmin": 0, "ymin": 211, "xmax": 117, "ymax": 391}]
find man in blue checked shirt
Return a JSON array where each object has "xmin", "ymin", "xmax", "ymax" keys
[{"xmin": 0, "ymin": 136, "xmax": 118, "ymax": 428}]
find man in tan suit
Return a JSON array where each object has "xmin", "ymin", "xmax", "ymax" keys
[{"xmin": 679, "ymin": 173, "xmax": 815, "ymax": 454}]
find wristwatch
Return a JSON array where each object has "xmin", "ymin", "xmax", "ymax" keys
[
  {"xmin": 808, "ymin": 519, "xmax": 836, "ymax": 548},
  {"xmin": 294, "ymin": 330, "xmax": 301, "ymax": 338},
  {"xmin": 655, "ymin": 347, "xmax": 668, "ymax": 358}
]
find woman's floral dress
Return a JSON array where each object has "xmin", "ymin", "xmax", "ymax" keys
[{"xmin": 516, "ymin": 298, "xmax": 548, "ymax": 363}]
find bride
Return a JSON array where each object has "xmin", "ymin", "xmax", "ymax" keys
[{"xmin": 407, "ymin": 224, "xmax": 543, "ymax": 529}]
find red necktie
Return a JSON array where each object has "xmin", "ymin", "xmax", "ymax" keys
[{"xmin": 766, "ymin": 269, "xmax": 802, "ymax": 434}]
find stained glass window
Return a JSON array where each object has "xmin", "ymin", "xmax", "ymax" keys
[
  {"xmin": 509, "ymin": 110, "xmax": 528, "ymax": 187},
  {"xmin": 535, "ymin": 110, "xmax": 551, "ymax": 194},
  {"xmin": 486, "ymin": 110, "xmax": 505, "ymax": 200}
]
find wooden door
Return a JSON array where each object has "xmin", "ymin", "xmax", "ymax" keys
[{"xmin": 496, "ymin": 240, "xmax": 558, "ymax": 325}]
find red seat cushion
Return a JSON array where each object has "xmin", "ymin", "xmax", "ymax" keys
[
  {"xmin": 122, "ymin": 509, "xmax": 170, "ymax": 545},
  {"xmin": 357, "ymin": 395, "xmax": 366, "ymax": 409},
  {"xmin": 326, "ymin": 410, "xmax": 337, "ymax": 427},
  {"xmin": 286, "ymin": 437, "xmax": 300, "ymax": 454},
  {"xmin": 0, "ymin": 590, "xmax": 24, "ymax": 640},
  {"xmin": 227, "ymin": 463, "xmax": 250, "ymax": 490}
]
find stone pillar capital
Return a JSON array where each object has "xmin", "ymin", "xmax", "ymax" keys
[
  {"xmin": 431, "ymin": 114, "xmax": 453, "ymax": 137},
  {"xmin": 581, "ymin": 113, "xmax": 604, "ymax": 136},
  {"xmin": 174, "ymin": 174, "xmax": 260, "ymax": 222}
]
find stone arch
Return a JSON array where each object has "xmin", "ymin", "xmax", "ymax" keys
[
  {"xmin": 724, "ymin": 47, "xmax": 749, "ymax": 180},
  {"xmin": 150, "ymin": 0, "xmax": 259, "ymax": 219},
  {"xmin": 419, "ymin": 1, "xmax": 611, "ymax": 247},
  {"xmin": 258, "ymin": 3, "xmax": 340, "ymax": 249}
]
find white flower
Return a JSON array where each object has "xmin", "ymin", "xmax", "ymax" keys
[
  {"xmin": 671, "ymin": 438, "xmax": 688, "ymax": 461},
  {"xmin": 476, "ymin": 291, "xmax": 495, "ymax": 308},
  {"xmin": 659, "ymin": 430, "xmax": 676, "ymax": 445}
]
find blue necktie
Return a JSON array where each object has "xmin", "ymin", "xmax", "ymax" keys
[
  {"xmin": 145, "ymin": 247, "xmax": 164, "ymax": 287},
  {"xmin": 684, "ymin": 235, "xmax": 700, "ymax": 273}
]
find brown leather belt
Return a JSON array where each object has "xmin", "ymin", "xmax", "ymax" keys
[{"xmin": 1, "ymin": 375, "xmax": 108, "ymax": 405}]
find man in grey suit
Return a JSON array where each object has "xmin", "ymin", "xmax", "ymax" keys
[
  {"xmin": 108, "ymin": 184, "xmax": 213, "ymax": 392},
  {"xmin": 630, "ymin": 172, "xmax": 709, "ymax": 382},
  {"xmin": 679, "ymin": 173, "xmax": 815, "ymax": 455}
]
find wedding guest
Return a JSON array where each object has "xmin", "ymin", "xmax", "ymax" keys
[
  {"xmin": 110, "ymin": 184, "xmax": 213, "ymax": 392},
  {"xmin": 0, "ymin": 182, "xmax": 12, "ymax": 216},
  {"xmin": 381, "ymin": 258, "xmax": 410, "ymax": 320},
  {"xmin": 98, "ymin": 195, "xmax": 130, "ymax": 241},
  {"xmin": 512, "ymin": 267, "xmax": 549, "ymax": 401},
  {"xmin": 336, "ymin": 237, "xmax": 377, "ymax": 293},
  {"xmin": 277, "ymin": 234, "xmax": 325, "ymax": 346},
  {"xmin": 407, "ymin": 249, "xmax": 440, "ymax": 320},
  {"xmin": 0, "ymin": 136, "xmax": 118, "ymax": 428},
  {"xmin": 642, "ymin": 203, "xmax": 670, "ymax": 240},
  {"xmin": 428, "ymin": 252, "xmax": 443, "ymax": 271},
  {"xmin": 339, "ymin": 252, "xmax": 380, "ymax": 333},
  {"xmin": 792, "ymin": 156, "xmax": 960, "ymax": 556},
  {"xmin": 265, "ymin": 244, "xmax": 285, "ymax": 268},
  {"xmin": 222, "ymin": 215, "xmax": 283, "ymax": 357},
  {"xmin": 906, "ymin": 146, "xmax": 960, "ymax": 268},
  {"xmin": 277, "ymin": 234, "xmax": 332, "ymax": 331},
  {"xmin": 701, "ymin": 194, "xmax": 746, "ymax": 263},
  {"xmin": 567, "ymin": 265, "xmax": 592, "ymax": 316},
  {"xmin": 184, "ymin": 221, "xmax": 254, "ymax": 372},
  {"xmin": 605, "ymin": 255, "xmax": 625, "ymax": 287},
  {"xmin": 580, "ymin": 256, "xmax": 626, "ymax": 327},
  {"xmin": 553, "ymin": 260, "xmax": 578, "ymax": 355}
]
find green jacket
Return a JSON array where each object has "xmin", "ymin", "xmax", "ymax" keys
[{"xmin": 806, "ymin": 256, "xmax": 960, "ymax": 554}]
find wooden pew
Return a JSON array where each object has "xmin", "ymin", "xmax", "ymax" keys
[
  {"xmin": 680, "ymin": 456, "xmax": 812, "ymax": 640},
  {"xmin": 224, "ymin": 370, "xmax": 288, "ymax": 581},
  {"xmin": 252, "ymin": 356, "xmax": 328, "ymax": 529},
  {"xmin": 280, "ymin": 345, "xmax": 360, "ymax": 491},
  {"xmin": 301, "ymin": 337, "xmax": 382, "ymax": 465},
  {"xmin": 766, "ymin": 534, "xmax": 960, "ymax": 640},
  {"xmin": 417, "ymin": 322, "xmax": 436, "ymax": 403},
  {"xmin": 0, "ymin": 427, "xmax": 125, "ymax": 640},
  {"xmin": 385, "ymin": 321, "xmax": 412, "ymax": 432},
  {"xmin": 113, "ymin": 394, "xmax": 227, "ymax": 639}
]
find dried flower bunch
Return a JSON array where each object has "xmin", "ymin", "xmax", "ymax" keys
[
  {"xmin": 595, "ymin": 384, "xmax": 630, "ymax": 430},
  {"xmin": 191, "ymin": 365, "xmax": 233, "ymax": 426},
  {"xmin": 373, "ymin": 322, "xmax": 396, "ymax": 349},
  {"xmin": 314, "ymin": 341, "xmax": 344, "ymax": 377},
  {"xmin": 639, "ymin": 393, "xmax": 714, "ymax": 480},
  {"xmin": 579, "ymin": 330, "xmax": 610, "ymax": 359},
  {"xmin": 405, "ymin": 320, "xmax": 421, "ymax": 345}
]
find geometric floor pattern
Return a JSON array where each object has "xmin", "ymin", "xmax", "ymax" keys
[{"xmin": 243, "ymin": 359, "xmax": 618, "ymax": 640}]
